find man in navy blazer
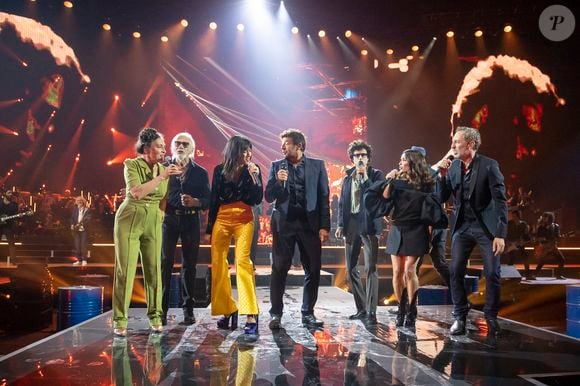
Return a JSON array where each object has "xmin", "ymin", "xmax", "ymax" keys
[
  {"xmin": 336, "ymin": 140, "xmax": 384, "ymax": 324},
  {"xmin": 265, "ymin": 129, "xmax": 330, "ymax": 329},
  {"xmin": 437, "ymin": 126, "xmax": 507, "ymax": 336}
]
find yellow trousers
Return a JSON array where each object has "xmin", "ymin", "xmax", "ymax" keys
[{"xmin": 211, "ymin": 202, "xmax": 258, "ymax": 316}]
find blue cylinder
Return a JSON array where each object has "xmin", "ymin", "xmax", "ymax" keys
[
  {"xmin": 418, "ymin": 285, "xmax": 452, "ymax": 305},
  {"xmin": 57, "ymin": 286, "xmax": 103, "ymax": 330},
  {"xmin": 169, "ymin": 272, "xmax": 182, "ymax": 308},
  {"xmin": 566, "ymin": 285, "xmax": 580, "ymax": 338}
]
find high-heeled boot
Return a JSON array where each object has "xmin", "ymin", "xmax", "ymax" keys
[
  {"xmin": 396, "ymin": 288, "xmax": 408, "ymax": 327},
  {"xmin": 244, "ymin": 315, "xmax": 259, "ymax": 336},
  {"xmin": 217, "ymin": 311, "xmax": 238, "ymax": 330},
  {"xmin": 404, "ymin": 291, "xmax": 419, "ymax": 330}
]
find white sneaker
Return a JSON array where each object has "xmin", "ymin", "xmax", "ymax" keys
[
  {"xmin": 81, "ymin": 260, "xmax": 87, "ymax": 266},
  {"xmin": 73, "ymin": 261, "xmax": 81, "ymax": 266}
]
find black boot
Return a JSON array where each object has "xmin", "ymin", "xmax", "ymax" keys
[
  {"xmin": 396, "ymin": 289, "xmax": 408, "ymax": 327},
  {"xmin": 404, "ymin": 291, "xmax": 419, "ymax": 330}
]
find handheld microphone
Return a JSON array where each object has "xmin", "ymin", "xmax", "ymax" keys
[
  {"xmin": 280, "ymin": 160, "xmax": 288, "ymax": 189},
  {"xmin": 447, "ymin": 154, "xmax": 455, "ymax": 161}
]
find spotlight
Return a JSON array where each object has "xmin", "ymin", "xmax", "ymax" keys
[
  {"xmin": 237, "ymin": 23, "xmax": 245, "ymax": 31},
  {"xmin": 110, "ymin": 128, "xmax": 116, "ymax": 132},
  {"xmin": 102, "ymin": 23, "xmax": 111, "ymax": 31},
  {"xmin": 209, "ymin": 22, "xmax": 217, "ymax": 30},
  {"xmin": 446, "ymin": 30, "xmax": 454, "ymax": 38},
  {"xmin": 373, "ymin": 59, "xmax": 379, "ymax": 69},
  {"xmin": 318, "ymin": 30, "xmax": 326, "ymax": 38},
  {"xmin": 345, "ymin": 30, "xmax": 352, "ymax": 38},
  {"xmin": 411, "ymin": 45, "xmax": 419, "ymax": 52},
  {"xmin": 386, "ymin": 48, "xmax": 394, "ymax": 55},
  {"xmin": 133, "ymin": 31, "xmax": 141, "ymax": 39},
  {"xmin": 475, "ymin": 29, "xmax": 483, "ymax": 37},
  {"xmin": 180, "ymin": 19, "xmax": 188, "ymax": 27},
  {"xmin": 114, "ymin": 94, "xmax": 119, "ymax": 101},
  {"xmin": 107, "ymin": 161, "xmax": 113, "ymax": 166},
  {"xmin": 406, "ymin": 55, "xmax": 413, "ymax": 60},
  {"xmin": 399, "ymin": 58, "xmax": 408, "ymax": 65},
  {"xmin": 400, "ymin": 65, "xmax": 409, "ymax": 73},
  {"xmin": 291, "ymin": 26, "xmax": 299, "ymax": 34},
  {"xmin": 63, "ymin": 1, "xmax": 73, "ymax": 9},
  {"xmin": 361, "ymin": 49, "xmax": 368, "ymax": 56},
  {"xmin": 160, "ymin": 36, "xmax": 169, "ymax": 42},
  {"xmin": 504, "ymin": 25, "xmax": 512, "ymax": 33}
]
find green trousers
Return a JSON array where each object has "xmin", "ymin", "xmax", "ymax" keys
[{"xmin": 113, "ymin": 200, "xmax": 164, "ymax": 328}]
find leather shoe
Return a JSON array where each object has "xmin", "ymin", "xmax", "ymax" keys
[
  {"xmin": 366, "ymin": 312, "xmax": 377, "ymax": 325},
  {"xmin": 269, "ymin": 315, "xmax": 282, "ymax": 330},
  {"xmin": 486, "ymin": 318, "xmax": 501, "ymax": 336},
  {"xmin": 349, "ymin": 310, "xmax": 367, "ymax": 320},
  {"xmin": 450, "ymin": 319, "xmax": 466, "ymax": 335},
  {"xmin": 302, "ymin": 314, "xmax": 324, "ymax": 327},
  {"xmin": 183, "ymin": 315, "xmax": 196, "ymax": 325}
]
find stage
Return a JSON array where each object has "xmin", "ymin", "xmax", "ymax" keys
[{"xmin": 0, "ymin": 287, "xmax": 579, "ymax": 385}]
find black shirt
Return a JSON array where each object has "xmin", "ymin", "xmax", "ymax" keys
[
  {"xmin": 206, "ymin": 164, "xmax": 263, "ymax": 234},
  {"xmin": 287, "ymin": 158, "xmax": 307, "ymax": 222},
  {"xmin": 165, "ymin": 159, "xmax": 211, "ymax": 214},
  {"xmin": 460, "ymin": 160, "xmax": 478, "ymax": 223}
]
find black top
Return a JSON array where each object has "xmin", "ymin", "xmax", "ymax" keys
[
  {"xmin": 287, "ymin": 158, "xmax": 307, "ymax": 221},
  {"xmin": 165, "ymin": 159, "xmax": 211, "ymax": 213},
  {"xmin": 206, "ymin": 163, "xmax": 263, "ymax": 234},
  {"xmin": 537, "ymin": 223, "xmax": 560, "ymax": 243}
]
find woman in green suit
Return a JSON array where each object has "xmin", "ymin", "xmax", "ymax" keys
[{"xmin": 113, "ymin": 128, "xmax": 182, "ymax": 337}]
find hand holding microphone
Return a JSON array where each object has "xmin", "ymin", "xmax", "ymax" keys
[
  {"xmin": 247, "ymin": 162, "xmax": 261, "ymax": 186},
  {"xmin": 278, "ymin": 160, "xmax": 289, "ymax": 188}
]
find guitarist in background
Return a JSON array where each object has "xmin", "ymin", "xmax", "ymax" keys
[
  {"xmin": 533, "ymin": 212, "xmax": 566, "ymax": 280},
  {"xmin": 0, "ymin": 190, "xmax": 19, "ymax": 262}
]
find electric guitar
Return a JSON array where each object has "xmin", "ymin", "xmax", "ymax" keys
[{"xmin": 0, "ymin": 210, "xmax": 34, "ymax": 224}]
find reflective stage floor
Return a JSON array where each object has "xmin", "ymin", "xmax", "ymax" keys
[{"xmin": 1, "ymin": 287, "xmax": 579, "ymax": 385}]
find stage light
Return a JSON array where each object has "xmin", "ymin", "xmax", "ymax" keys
[
  {"xmin": 180, "ymin": 19, "xmax": 189, "ymax": 27},
  {"xmin": 110, "ymin": 127, "xmax": 115, "ymax": 132},
  {"xmin": 475, "ymin": 29, "xmax": 483, "ymax": 37},
  {"xmin": 291, "ymin": 26, "xmax": 299, "ymax": 34},
  {"xmin": 63, "ymin": 1, "xmax": 73, "ymax": 9},
  {"xmin": 386, "ymin": 48, "xmax": 394, "ymax": 55},
  {"xmin": 400, "ymin": 65, "xmax": 409, "ymax": 73},
  {"xmin": 318, "ymin": 30, "xmax": 326, "ymax": 38},
  {"xmin": 160, "ymin": 36, "xmax": 168, "ymax": 42},
  {"xmin": 406, "ymin": 55, "xmax": 413, "ymax": 60},
  {"xmin": 373, "ymin": 59, "xmax": 379, "ymax": 69},
  {"xmin": 504, "ymin": 25, "xmax": 512, "ymax": 33},
  {"xmin": 446, "ymin": 30, "xmax": 454, "ymax": 38},
  {"xmin": 345, "ymin": 30, "xmax": 352, "ymax": 38},
  {"xmin": 399, "ymin": 58, "xmax": 408, "ymax": 65},
  {"xmin": 411, "ymin": 45, "xmax": 419, "ymax": 52},
  {"xmin": 83, "ymin": 87, "xmax": 88, "ymax": 93},
  {"xmin": 361, "ymin": 49, "xmax": 368, "ymax": 56},
  {"xmin": 237, "ymin": 23, "xmax": 245, "ymax": 31},
  {"xmin": 133, "ymin": 31, "xmax": 141, "ymax": 39},
  {"xmin": 102, "ymin": 23, "xmax": 111, "ymax": 31},
  {"xmin": 114, "ymin": 94, "xmax": 119, "ymax": 101},
  {"xmin": 107, "ymin": 160, "xmax": 113, "ymax": 166},
  {"xmin": 209, "ymin": 22, "xmax": 217, "ymax": 30}
]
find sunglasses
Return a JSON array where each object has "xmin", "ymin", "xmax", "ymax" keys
[
  {"xmin": 352, "ymin": 153, "xmax": 368, "ymax": 158},
  {"xmin": 174, "ymin": 141, "xmax": 190, "ymax": 148}
]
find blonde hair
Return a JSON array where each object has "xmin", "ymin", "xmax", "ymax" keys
[{"xmin": 75, "ymin": 196, "xmax": 88, "ymax": 207}]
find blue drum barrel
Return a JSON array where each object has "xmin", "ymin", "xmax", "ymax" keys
[
  {"xmin": 566, "ymin": 285, "xmax": 580, "ymax": 338},
  {"xmin": 57, "ymin": 286, "xmax": 103, "ymax": 330}
]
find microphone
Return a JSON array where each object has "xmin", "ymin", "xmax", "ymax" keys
[
  {"xmin": 250, "ymin": 165, "xmax": 261, "ymax": 187},
  {"xmin": 280, "ymin": 159, "xmax": 288, "ymax": 189},
  {"xmin": 356, "ymin": 160, "xmax": 365, "ymax": 182},
  {"xmin": 447, "ymin": 154, "xmax": 455, "ymax": 161}
]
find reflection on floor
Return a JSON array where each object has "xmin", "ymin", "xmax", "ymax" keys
[{"xmin": 0, "ymin": 287, "xmax": 579, "ymax": 385}]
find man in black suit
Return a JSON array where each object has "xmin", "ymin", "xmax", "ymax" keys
[
  {"xmin": 335, "ymin": 140, "xmax": 384, "ymax": 324},
  {"xmin": 265, "ymin": 128, "xmax": 330, "ymax": 329},
  {"xmin": 71, "ymin": 196, "xmax": 91, "ymax": 266},
  {"xmin": 161, "ymin": 132, "xmax": 210, "ymax": 326},
  {"xmin": 437, "ymin": 126, "xmax": 507, "ymax": 336}
]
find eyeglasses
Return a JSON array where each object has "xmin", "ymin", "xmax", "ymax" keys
[
  {"xmin": 174, "ymin": 141, "xmax": 190, "ymax": 148},
  {"xmin": 352, "ymin": 153, "xmax": 368, "ymax": 158}
]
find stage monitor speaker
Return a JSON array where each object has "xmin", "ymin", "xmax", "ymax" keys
[{"xmin": 500, "ymin": 264, "xmax": 522, "ymax": 279}]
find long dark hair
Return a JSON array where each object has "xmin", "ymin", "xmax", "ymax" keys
[
  {"xmin": 222, "ymin": 135, "xmax": 252, "ymax": 182},
  {"xmin": 399, "ymin": 149, "xmax": 434, "ymax": 190}
]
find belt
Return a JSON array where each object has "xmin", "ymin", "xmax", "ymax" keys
[{"xmin": 170, "ymin": 209, "xmax": 197, "ymax": 215}]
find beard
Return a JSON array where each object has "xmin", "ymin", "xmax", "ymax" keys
[{"xmin": 173, "ymin": 153, "xmax": 189, "ymax": 167}]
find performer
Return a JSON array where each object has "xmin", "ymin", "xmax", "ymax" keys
[
  {"xmin": 0, "ymin": 190, "xmax": 18, "ymax": 262},
  {"xmin": 112, "ymin": 128, "xmax": 182, "ymax": 337},
  {"xmin": 335, "ymin": 140, "xmax": 384, "ymax": 324},
  {"xmin": 161, "ymin": 132, "xmax": 210, "ymax": 326},
  {"xmin": 503, "ymin": 209, "xmax": 532, "ymax": 279},
  {"xmin": 533, "ymin": 212, "xmax": 565, "ymax": 279},
  {"xmin": 265, "ymin": 129, "xmax": 330, "ymax": 329},
  {"xmin": 206, "ymin": 135, "xmax": 262, "ymax": 336},
  {"xmin": 365, "ymin": 148, "xmax": 435, "ymax": 329},
  {"xmin": 437, "ymin": 126, "xmax": 507, "ymax": 336},
  {"xmin": 71, "ymin": 196, "xmax": 91, "ymax": 266}
]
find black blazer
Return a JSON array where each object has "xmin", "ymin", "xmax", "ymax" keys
[
  {"xmin": 437, "ymin": 154, "xmax": 507, "ymax": 239},
  {"xmin": 265, "ymin": 156, "xmax": 331, "ymax": 233},
  {"xmin": 337, "ymin": 166, "xmax": 384, "ymax": 236},
  {"xmin": 71, "ymin": 207, "xmax": 92, "ymax": 230}
]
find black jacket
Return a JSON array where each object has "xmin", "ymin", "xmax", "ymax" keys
[
  {"xmin": 337, "ymin": 166, "xmax": 384, "ymax": 236},
  {"xmin": 437, "ymin": 154, "xmax": 507, "ymax": 239}
]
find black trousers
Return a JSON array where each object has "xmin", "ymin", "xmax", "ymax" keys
[
  {"xmin": 73, "ymin": 230, "xmax": 88, "ymax": 261},
  {"xmin": 450, "ymin": 221, "xmax": 501, "ymax": 319},
  {"xmin": 161, "ymin": 213, "xmax": 200, "ymax": 316},
  {"xmin": 270, "ymin": 218, "xmax": 321, "ymax": 316}
]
